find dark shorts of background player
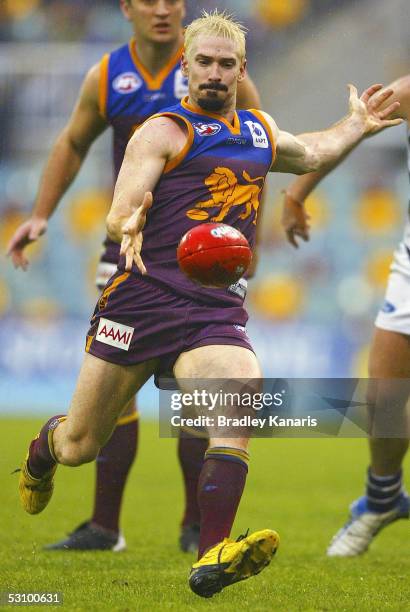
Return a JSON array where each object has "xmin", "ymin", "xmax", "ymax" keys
[{"xmin": 86, "ymin": 271, "xmax": 254, "ymax": 387}]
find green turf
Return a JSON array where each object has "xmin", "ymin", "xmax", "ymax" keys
[{"xmin": 1, "ymin": 418, "xmax": 409, "ymax": 611}]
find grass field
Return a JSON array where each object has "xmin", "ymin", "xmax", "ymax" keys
[{"xmin": 1, "ymin": 418, "xmax": 409, "ymax": 611}]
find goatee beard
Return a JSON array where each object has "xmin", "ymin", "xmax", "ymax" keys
[{"xmin": 197, "ymin": 97, "xmax": 224, "ymax": 112}]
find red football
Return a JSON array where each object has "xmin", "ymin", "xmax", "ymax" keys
[{"xmin": 177, "ymin": 223, "xmax": 252, "ymax": 288}]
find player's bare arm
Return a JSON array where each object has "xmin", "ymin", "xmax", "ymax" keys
[
  {"xmin": 106, "ymin": 116, "xmax": 188, "ymax": 272},
  {"xmin": 7, "ymin": 61, "xmax": 107, "ymax": 269},
  {"xmin": 282, "ymin": 76, "xmax": 410, "ymax": 247}
]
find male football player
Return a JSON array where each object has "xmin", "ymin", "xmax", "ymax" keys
[
  {"xmin": 7, "ymin": 0, "xmax": 261, "ymax": 553},
  {"xmin": 17, "ymin": 10, "xmax": 401, "ymax": 597},
  {"xmin": 282, "ymin": 74, "xmax": 410, "ymax": 557}
]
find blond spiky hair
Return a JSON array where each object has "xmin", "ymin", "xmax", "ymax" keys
[{"xmin": 184, "ymin": 10, "xmax": 247, "ymax": 61}]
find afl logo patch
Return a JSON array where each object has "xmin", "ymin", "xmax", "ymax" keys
[
  {"xmin": 113, "ymin": 72, "xmax": 142, "ymax": 94},
  {"xmin": 193, "ymin": 122, "xmax": 221, "ymax": 137}
]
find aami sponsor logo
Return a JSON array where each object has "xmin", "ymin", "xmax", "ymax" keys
[
  {"xmin": 193, "ymin": 122, "xmax": 221, "ymax": 137},
  {"xmin": 113, "ymin": 72, "xmax": 142, "ymax": 94},
  {"xmin": 245, "ymin": 120, "xmax": 268, "ymax": 149},
  {"xmin": 96, "ymin": 318, "xmax": 134, "ymax": 351}
]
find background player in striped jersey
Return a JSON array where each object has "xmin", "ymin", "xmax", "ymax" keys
[
  {"xmin": 282, "ymin": 74, "xmax": 410, "ymax": 557},
  {"xmin": 7, "ymin": 0, "xmax": 261, "ymax": 553},
  {"xmin": 17, "ymin": 11, "xmax": 401, "ymax": 598}
]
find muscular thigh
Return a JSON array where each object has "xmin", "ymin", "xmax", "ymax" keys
[
  {"xmin": 367, "ymin": 328, "xmax": 410, "ymax": 435},
  {"xmin": 369, "ymin": 328, "xmax": 410, "ymax": 378},
  {"xmin": 174, "ymin": 344, "xmax": 262, "ymax": 380},
  {"xmin": 174, "ymin": 345, "xmax": 261, "ymax": 446},
  {"xmin": 64, "ymin": 353, "xmax": 157, "ymax": 448}
]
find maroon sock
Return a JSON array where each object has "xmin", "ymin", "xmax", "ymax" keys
[
  {"xmin": 178, "ymin": 431, "xmax": 208, "ymax": 528},
  {"xmin": 197, "ymin": 447, "xmax": 249, "ymax": 558},
  {"xmin": 28, "ymin": 415, "xmax": 66, "ymax": 478},
  {"xmin": 91, "ymin": 415, "xmax": 138, "ymax": 534}
]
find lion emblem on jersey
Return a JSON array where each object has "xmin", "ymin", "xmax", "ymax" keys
[{"xmin": 186, "ymin": 167, "xmax": 265, "ymax": 224}]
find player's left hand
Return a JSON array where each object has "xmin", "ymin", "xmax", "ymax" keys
[
  {"xmin": 348, "ymin": 84, "xmax": 403, "ymax": 136},
  {"xmin": 120, "ymin": 191, "xmax": 153, "ymax": 273}
]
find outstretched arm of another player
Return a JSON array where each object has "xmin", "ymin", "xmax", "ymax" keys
[
  {"xmin": 264, "ymin": 83, "xmax": 402, "ymax": 177},
  {"xmin": 281, "ymin": 76, "xmax": 410, "ymax": 247},
  {"xmin": 7, "ymin": 62, "xmax": 107, "ymax": 270},
  {"xmin": 106, "ymin": 116, "xmax": 188, "ymax": 272}
]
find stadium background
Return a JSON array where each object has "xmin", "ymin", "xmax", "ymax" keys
[{"xmin": 0, "ymin": 0, "xmax": 408, "ymax": 415}]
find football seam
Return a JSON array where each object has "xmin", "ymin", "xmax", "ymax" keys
[{"xmin": 178, "ymin": 244, "xmax": 251, "ymax": 260}]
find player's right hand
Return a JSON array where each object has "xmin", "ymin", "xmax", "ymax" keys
[
  {"xmin": 281, "ymin": 191, "xmax": 310, "ymax": 248},
  {"xmin": 120, "ymin": 191, "xmax": 153, "ymax": 273},
  {"xmin": 348, "ymin": 83, "xmax": 403, "ymax": 136},
  {"xmin": 6, "ymin": 217, "xmax": 48, "ymax": 270}
]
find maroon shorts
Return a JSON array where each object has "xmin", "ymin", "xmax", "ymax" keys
[{"xmin": 86, "ymin": 271, "xmax": 253, "ymax": 381}]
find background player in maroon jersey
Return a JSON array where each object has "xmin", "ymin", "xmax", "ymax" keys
[
  {"xmin": 7, "ymin": 0, "xmax": 261, "ymax": 553},
  {"xmin": 17, "ymin": 11, "xmax": 401, "ymax": 598},
  {"xmin": 282, "ymin": 75, "xmax": 410, "ymax": 557}
]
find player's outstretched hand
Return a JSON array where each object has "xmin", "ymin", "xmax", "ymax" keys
[
  {"xmin": 348, "ymin": 83, "xmax": 403, "ymax": 136},
  {"xmin": 281, "ymin": 191, "xmax": 310, "ymax": 248},
  {"xmin": 6, "ymin": 217, "xmax": 48, "ymax": 270},
  {"xmin": 120, "ymin": 191, "xmax": 153, "ymax": 273}
]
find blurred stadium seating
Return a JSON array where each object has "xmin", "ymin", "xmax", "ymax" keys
[
  {"xmin": 0, "ymin": 0, "xmax": 408, "ymax": 413},
  {"xmin": 0, "ymin": 1, "xmax": 362, "ymax": 43}
]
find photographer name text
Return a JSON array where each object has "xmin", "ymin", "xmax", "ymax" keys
[{"xmin": 170, "ymin": 415, "xmax": 318, "ymax": 428}]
